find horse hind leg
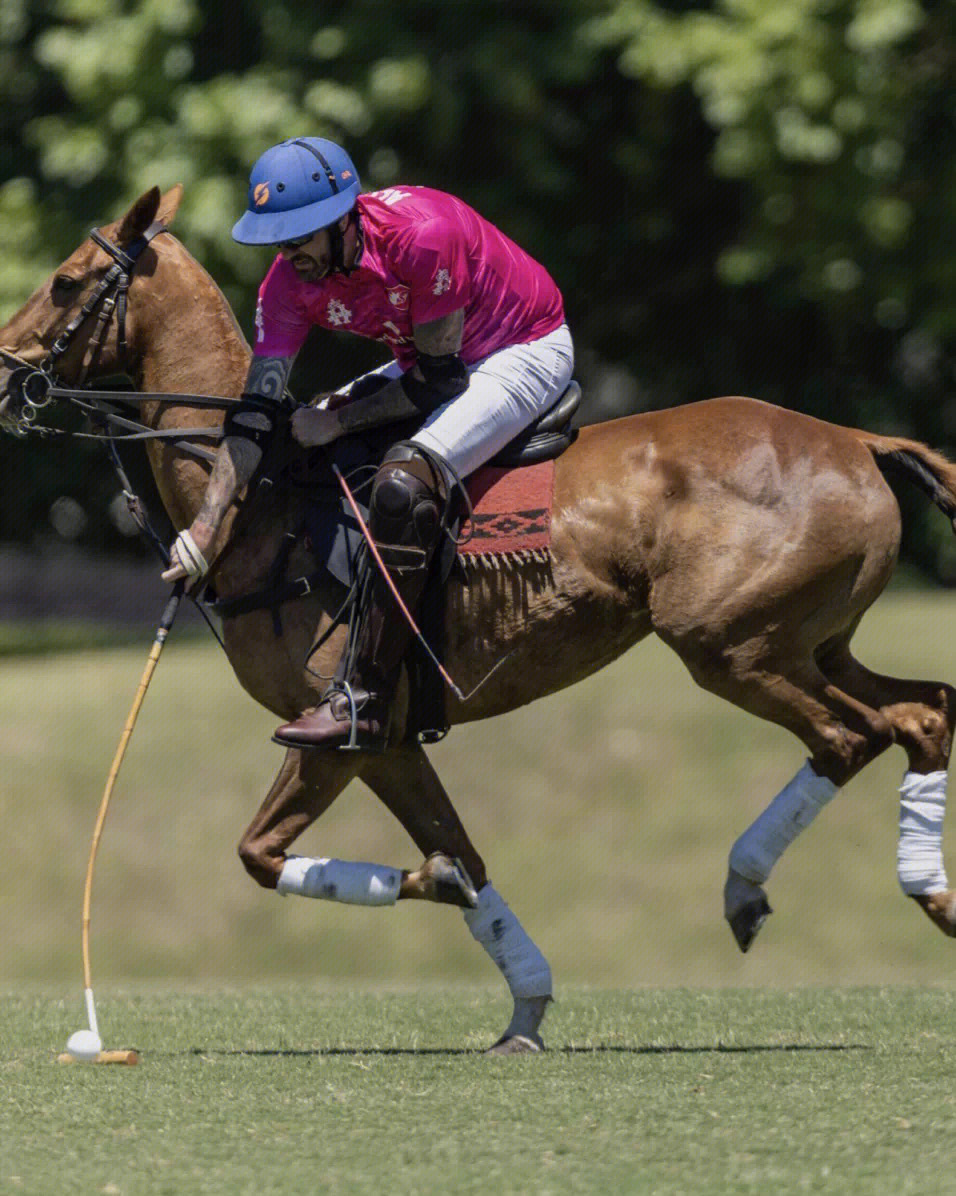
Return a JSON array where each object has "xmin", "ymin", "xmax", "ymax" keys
[
  {"xmin": 819, "ymin": 645, "xmax": 956, "ymax": 937},
  {"xmin": 679, "ymin": 653, "xmax": 896, "ymax": 951}
]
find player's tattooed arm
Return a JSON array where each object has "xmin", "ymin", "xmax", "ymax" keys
[
  {"xmin": 245, "ymin": 354, "xmax": 294, "ymax": 403},
  {"xmin": 201, "ymin": 354, "xmax": 294, "ymax": 512},
  {"xmin": 412, "ymin": 309, "xmax": 464, "ymax": 357},
  {"xmin": 161, "ymin": 355, "xmax": 295, "ymax": 582},
  {"xmin": 291, "ymin": 312, "xmax": 467, "ymax": 447}
]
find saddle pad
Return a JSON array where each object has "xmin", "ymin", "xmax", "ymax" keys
[{"xmin": 459, "ymin": 459, "xmax": 555, "ymax": 555}]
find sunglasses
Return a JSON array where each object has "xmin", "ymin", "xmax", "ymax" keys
[{"xmin": 275, "ymin": 231, "xmax": 316, "ymax": 251}]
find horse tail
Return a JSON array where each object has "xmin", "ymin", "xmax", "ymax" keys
[{"xmin": 856, "ymin": 431, "xmax": 956, "ymax": 530}]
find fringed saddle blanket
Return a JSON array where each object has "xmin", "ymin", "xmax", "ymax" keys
[
  {"xmin": 459, "ymin": 459, "xmax": 554, "ymax": 559},
  {"xmin": 303, "ymin": 438, "xmax": 556, "ymax": 588}
]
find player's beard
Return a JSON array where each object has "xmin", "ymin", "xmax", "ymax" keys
[{"xmin": 291, "ymin": 253, "xmax": 330, "ymax": 282}]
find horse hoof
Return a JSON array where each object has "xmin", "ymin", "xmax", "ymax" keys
[
  {"xmin": 728, "ymin": 899, "xmax": 772, "ymax": 953},
  {"xmin": 912, "ymin": 892, "xmax": 956, "ymax": 938},
  {"xmin": 485, "ymin": 1034, "xmax": 545, "ymax": 1057},
  {"xmin": 415, "ymin": 853, "xmax": 478, "ymax": 908},
  {"xmin": 724, "ymin": 870, "xmax": 773, "ymax": 953}
]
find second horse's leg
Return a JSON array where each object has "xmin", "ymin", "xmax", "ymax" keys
[{"xmin": 361, "ymin": 744, "xmax": 553, "ymax": 1054}]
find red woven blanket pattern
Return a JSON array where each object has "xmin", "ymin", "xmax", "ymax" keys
[{"xmin": 459, "ymin": 459, "xmax": 555, "ymax": 556}]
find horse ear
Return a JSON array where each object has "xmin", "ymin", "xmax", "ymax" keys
[
  {"xmin": 115, "ymin": 187, "xmax": 162, "ymax": 245},
  {"xmin": 156, "ymin": 184, "xmax": 183, "ymax": 227},
  {"xmin": 114, "ymin": 184, "xmax": 184, "ymax": 245}
]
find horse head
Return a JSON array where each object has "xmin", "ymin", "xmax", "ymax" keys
[{"xmin": 0, "ymin": 184, "xmax": 183, "ymax": 434}]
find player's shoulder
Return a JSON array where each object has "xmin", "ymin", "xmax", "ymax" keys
[{"xmin": 360, "ymin": 185, "xmax": 467, "ymax": 227}]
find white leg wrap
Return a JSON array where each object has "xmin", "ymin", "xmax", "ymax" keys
[
  {"xmin": 276, "ymin": 856, "xmax": 401, "ymax": 906},
  {"xmin": 729, "ymin": 759, "xmax": 838, "ymax": 884},
  {"xmin": 463, "ymin": 884, "xmax": 552, "ymax": 999},
  {"xmin": 898, "ymin": 770, "xmax": 949, "ymax": 895}
]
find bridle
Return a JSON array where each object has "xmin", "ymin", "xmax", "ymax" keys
[{"xmin": 0, "ymin": 221, "xmax": 231, "ymax": 462}]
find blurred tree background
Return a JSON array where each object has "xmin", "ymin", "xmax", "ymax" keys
[{"xmin": 0, "ymin": 0, "xmax": 954, "ymax": 577}]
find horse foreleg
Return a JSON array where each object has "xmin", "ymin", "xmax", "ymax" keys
[
  {"xmin": 360, "ymin": 744, "xmax": 488, "ymax": 895},
  {"xmin": 360, "ymin": 745, "xmax": 553, "ymax": 1053},
  {"xmin": 239, "ymin": 749, "xmax": 407, "ymax": 904}
]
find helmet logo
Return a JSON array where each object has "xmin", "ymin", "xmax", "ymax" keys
[
  {"xmin": 341, "ymin": 170, "xmax": 353, "ymax": 180},
  {"xmin": 253, "ymin": 182, "xmax": 270, "ymax": 207}
]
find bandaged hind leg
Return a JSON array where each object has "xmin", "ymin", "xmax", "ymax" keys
[
  {"xmin": 725, "ymin": 760, "xmax": 838, "ymax": 949},
  {"xmin": 898, "ymin": 770, "xmax": 949, "ymax": 894},
  {"xmin": 729, "ymin": 759, "xmax": 838, "ymax": 883},
  {"xmin": 898, "ymin": 770, "xmax": 956, "ymax": 932},
  {"xmin": 464, "ymin": 884, "xmax": 552, "ymax": 1049}
]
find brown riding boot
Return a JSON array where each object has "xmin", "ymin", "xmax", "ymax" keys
[
  {"xmin": 274, "ymin": 543, "xmax": 430, "ymax": 750},
  {"xmin": 274, "ymin": 444, "xmax": 446, "ymax": 751}
]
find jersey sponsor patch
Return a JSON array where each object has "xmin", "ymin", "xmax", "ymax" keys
[
  {"xmin": 254, "ymin": 299, "xmax": 265, "ymax": 343},
  {"xmin": 432, "ymin": 268, "xmax": 451, "ymax": 296}
]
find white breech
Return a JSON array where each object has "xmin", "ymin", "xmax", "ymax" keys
[
  {"xmin": 345, "ymin": 323, "xmax": 574, "ymax": 478},
  {"xmin": 898, "ymin": 770, "xmax": 949, "ymax": 895}
]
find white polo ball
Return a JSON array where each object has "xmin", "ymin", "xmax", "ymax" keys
[{"xmin": 66, "ymin": 1029, "xmax": 102, "ymax": 1061}]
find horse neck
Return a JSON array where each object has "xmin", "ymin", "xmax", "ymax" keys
[
  {"xmin": 131, "ymin": 235, "xmax": 252, "ymax": 529},
  {"xmin": 134, "ymin": 234, "xmax": 250, "ymax": 399}
]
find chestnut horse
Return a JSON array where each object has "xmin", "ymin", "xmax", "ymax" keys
[{"xmin": 2, "ymin": 187, "xmax": 955, "ymax": 1049}]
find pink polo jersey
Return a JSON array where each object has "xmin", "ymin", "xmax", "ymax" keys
[{"xmin": 252, "ymin": 186, "xmax": 565, "ymax": 370}]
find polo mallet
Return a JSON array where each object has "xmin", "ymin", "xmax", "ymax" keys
[{"xmin": 58, "ymin": 580, "xmax": 185, "ymax": 1066}]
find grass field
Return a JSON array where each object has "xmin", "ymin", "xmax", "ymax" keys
[
  {"xmin": 4, "ymin": 987, "xmax": 956, "ymax": 1195},
  {"xmin": 4, "ymin": 591, "xmax": 956, "ymax": 1193}
]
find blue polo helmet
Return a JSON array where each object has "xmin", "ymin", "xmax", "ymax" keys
[{"xmin": 232, "ymin": 137, "xmax": 361, "ymax": 245}]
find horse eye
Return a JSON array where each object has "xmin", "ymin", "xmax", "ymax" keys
[{"xmin": 52, "ymin": 275, "xmax": 79, "ymax": 293}]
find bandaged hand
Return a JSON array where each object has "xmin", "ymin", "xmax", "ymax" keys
[
  {"xmin": 290, "ymin": 405, "xmax": 342, "ymax": 447},
  {"xmin": 162, "ymin": 526, "xmax": 212, "ymax": 586}
]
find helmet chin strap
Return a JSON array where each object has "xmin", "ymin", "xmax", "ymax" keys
[{"xmin": 328, "ymin": 210, "xmax": 362, "ymax": 275}]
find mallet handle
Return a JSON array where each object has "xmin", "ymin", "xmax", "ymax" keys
[{"xmin": 80, "ymin": 582, "xmax": 184, "ymax": 992}]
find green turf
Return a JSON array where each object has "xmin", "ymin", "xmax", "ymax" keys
[{"xmin": 2, "ymin": 987, "xmax": 955, "ymax": 1195}]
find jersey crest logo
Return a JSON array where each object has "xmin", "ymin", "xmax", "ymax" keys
[
  {"xmin": 387, "ymin": 285, "xmax": 410, "ymax": 308},
  {"xmin": 432, "ymin": 268, "xmax": 451, "ymax": 297},
  {"xmin": 327, "ymin": 298, "xmax": 352, "ymax": 327},
  {"xmin": 253, "ymin": 182, "xmax": 270, "ymax": 207}
]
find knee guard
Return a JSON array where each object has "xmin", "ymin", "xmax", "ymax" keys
[{"xmin": 369, "ymin": 443, "xmax": 447, "ymax": 550}]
